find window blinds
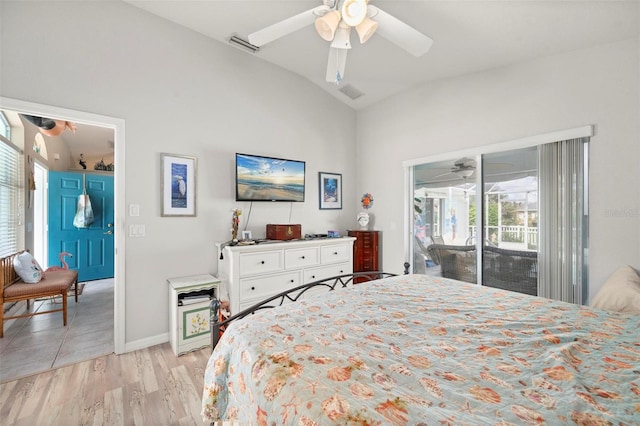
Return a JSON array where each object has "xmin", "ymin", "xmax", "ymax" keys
[
  {"xmin": 537, "ymin": 137, "xmax": 589, "ymax": 304},
  {"xmin": 0, "ymin": 137, "xmax": 24, "ymax": 257}
]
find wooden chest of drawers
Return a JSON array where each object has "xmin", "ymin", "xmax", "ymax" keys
[{"xmin": 348, "ymin": 230, "xmax": 380, "ymax": 283}]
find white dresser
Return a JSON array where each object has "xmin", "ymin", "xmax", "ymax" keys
[
  {"xmin": 217, "ymin": 237, "xmax": 355, "ymax": 314},
  {"xmin": 167, "ymin": 274, "xmax": 220, "ymax": 356}
]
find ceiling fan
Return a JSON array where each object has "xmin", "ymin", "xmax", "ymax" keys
[
  {"xmin": 247, "ymin": 0, "xmax": 433, "ymax": 83},
  {"xmin": 433, "ymin": 158, "xmax": 476, "ymax": 180}
]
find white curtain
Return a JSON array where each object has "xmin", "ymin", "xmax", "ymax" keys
[{"xmin": 537, "ymin": 138, "xmax": 588, "ymax": 304}]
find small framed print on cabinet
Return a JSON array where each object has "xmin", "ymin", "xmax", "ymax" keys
[
  {"xmin": 161, "ymin": 153, "xmax": 197, "ymax": 217},
  {"xmin": 319, "ymin": 172, "xmax": 342, "ymax": 210}
]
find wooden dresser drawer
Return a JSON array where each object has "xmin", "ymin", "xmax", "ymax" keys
[
  {"xmin": 239, "ymin": 251, "xmax": 283, "ymax": 276},
  {"xmin": 285, "ymin": 247, "xmax": 319, "ymax": 269},
  {"xmin": 239, "ymin": 272, "xmax": 301, "ymax": 301},
  {"xmin": 303, "ymin": 262, "xmax": 351, "ymax": 283},
  {"xmin": 320, "ymin": 244, "xmax": 350, "ymax": 264}
]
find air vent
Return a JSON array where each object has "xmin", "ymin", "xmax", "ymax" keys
[
  {"xmin": 228, "ymin": 34, "xmax": 260, "ymax": 53},
  {"xmin": 338, "ymin": 84, "xmax": 364, "ymax": 100}
]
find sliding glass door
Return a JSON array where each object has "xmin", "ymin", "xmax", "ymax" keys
[
  {"xmin": 410, "ymin": 140, "xmax": 587, "ymax": 302},
  {"xmin": 481, "ymin": 147, "xmax": 538, "ymax": 295},
  {"xmin": 413, "ymin": 157, "xmax": 477, "ymax": 279}
]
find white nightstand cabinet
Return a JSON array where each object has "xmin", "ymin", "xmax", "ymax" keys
[
  {"xmin": 217, "ymin": 237, "xmax": 355, "ymax": 314},
  {"xmin": 167, "ymin": 274, "xmax": 220, "ymax": 356}
]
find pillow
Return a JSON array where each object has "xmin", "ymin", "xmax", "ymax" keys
[
  {"xmin": 13, "ymin": 251, "xmax": 43, "ymax": 284},
  {"xmin": 590, "ymin": 266, "xmax": 640, "ymax": 315}
]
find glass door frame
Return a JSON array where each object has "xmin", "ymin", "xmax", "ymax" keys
[{"xmin": 403, "ymin": 125, "xmax": 593, "ymax": 278}]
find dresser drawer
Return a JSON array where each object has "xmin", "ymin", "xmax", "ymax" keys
[
  {"xmin": 303, "ymin": 262, "xmax": 351, "ymax": 283},
  {"xmin": 239, "ymin": 251, "xmax": 283, "ymax": 276},
  {"xmin": 320, "ymin": 244, "xmax": 350, "ymax": 264},
  {"xmin": 284, "ymin": 247, "xmax": 319, "ymax": 269},
  {"xmin": 239, "ymin": 271, "xmax": 301, "ymax": 301}
]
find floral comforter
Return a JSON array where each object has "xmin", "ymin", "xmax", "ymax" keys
[{"xmin": 202, "ymin": 274, "xmax": 640, "ymax": 424}]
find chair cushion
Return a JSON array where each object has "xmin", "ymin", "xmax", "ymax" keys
[
  {"xmin": 12, "ymin": 251, "xmax": 43, "ymax": 283},
  {"xmin": 590, "ymin": 266, "xmax": 640, "ymax": 315},
  {"xmin": 3, "ymin": 269, "xmax": 77, "ymax": 298}
]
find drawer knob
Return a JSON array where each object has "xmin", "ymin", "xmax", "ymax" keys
[
  {"xmin": 301, "ymin": 255, "xmax": 305, "ymax": 259},
  {"xmin": 251, "ymin": 286, "xmax": 255, "ymax": 290},
  {"xmin": 290, "ymin": 279, "xmax": 294, "ymax": 283},
  {"xmin": 333, "ymin": 252, "xmax": 338, "ymax": 255},
  {"xmin": 311, "ymin": 275, "xmax": 316, "ymax": 279},
  {"xmin": 260, "ymin": 260, "xmax": 265, "ymax": 264}
]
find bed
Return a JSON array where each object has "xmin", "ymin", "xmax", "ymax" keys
[{"xmin": 202, "ymin": 273, "xmax": 640, "ymax": 424}]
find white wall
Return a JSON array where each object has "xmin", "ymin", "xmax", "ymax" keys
[
  {"xmin": 1, "ymin": 1, "xmax": 357, "ymax": 345},
  {"xmin": 357, "ymin": 38, "xmax": 640, "ymax": 300}
]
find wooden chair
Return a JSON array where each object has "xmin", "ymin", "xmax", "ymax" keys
[{"xmin": 1, "ymin": 251, "xmax": 78, "ymax": 338}]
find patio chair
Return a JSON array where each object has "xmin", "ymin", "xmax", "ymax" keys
[
  {"xmin": 426, "ymin": 244, "xmax": 477, "ymax": 283},
  {"xmin": 431, "ymin": 235, "xmax": 445, "ymax": 244}
]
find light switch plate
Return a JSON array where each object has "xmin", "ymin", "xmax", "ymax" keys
[{"xmin": 129, "ymin": 204, "xmax": 140, "ymax": 217}]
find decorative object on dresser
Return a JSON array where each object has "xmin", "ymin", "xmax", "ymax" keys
[
  {"xmin": 161, "ymin": 153, "xmax": 197, "ymax": 217},
  {"xmin": 216, "ymin": 237, "xmax": 355, "ymax": 314},
  {"xmin": 167, "ymin": 274, "xmax": 220, "ymax": 356},
  {"xmin": 348, "ymin": 230, "xmax": 380, "ymax": 283},
  {"xmin": 266, "ymin": 224, "xmax": 302, "ymax": 240},
  {"xmin": 318, "ymin": 171, "xmax": 342, "ymax": 209},
  {"xmin": 357, "ymin": 192, "xmax": 374, "ymax": 229},
  {"xmin": 230, "ymin": 208, "xmax": 242, "ymax": 240}
]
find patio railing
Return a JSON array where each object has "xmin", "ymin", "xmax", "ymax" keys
[{"xmin": 469, "ymin": 225, "xmax": 537, "ymax": 250}]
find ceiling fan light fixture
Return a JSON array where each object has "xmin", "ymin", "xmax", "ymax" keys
[
  {"xmin": 355, "ymin": 17, "xmax": 378, "ymax": 44},
  {"xmin": 455, "ymin": 168, "xmax": 474, "ymax": 179},
  {"xmin": 331, "ymin": 22, "xmax": 352, "ymax": 49},
  {"xmin": 341, "ymin": 0, "xmax": 367, "ymax": 27},
  {"xmin": 314, "ymin": 10, "xmax": 341, "ymax": 41}
]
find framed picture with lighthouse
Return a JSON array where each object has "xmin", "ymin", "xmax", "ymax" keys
[{"xmin": 161, "ymin": 153, "xmax": 197, "ymax": 217}]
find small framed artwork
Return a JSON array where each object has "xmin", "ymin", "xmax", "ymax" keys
[
  {"xmin": 319, "ymin": 172, "xmax": 342, "ymax": 210},
  {"xmin": 161, "ymin": 153, "xmax": 197, "ymax": 217},
  {"xmin": 242, "ymin": 230, "xmax": 252, "ymax": 241}
]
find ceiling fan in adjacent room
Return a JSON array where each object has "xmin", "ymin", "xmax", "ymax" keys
[
  {"xmin": 433, "ymin": 157, "xmax": 476, "ymax": 180},
  {"xmin": 246, "ymin": 0, "xmax": 433, "ymax": 83}
]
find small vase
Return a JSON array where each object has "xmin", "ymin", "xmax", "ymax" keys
[{"xmin": 357, "ymin": 211, "xmax": 370, "ymax": 230}]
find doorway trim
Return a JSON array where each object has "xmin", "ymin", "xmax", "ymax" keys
[{"xmin": 1, "ymin": 96, "xmax": 126, "ymax": 354}]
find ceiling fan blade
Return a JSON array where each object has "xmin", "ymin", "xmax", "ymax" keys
[
  {"xmin": 248, "ymin": 5, "xmax": 329, "ymax": 47},
  {"xmin": 326, "ymin": 47, "xmax": 348, "ymax": 83},
  {"xmin": 432, "ymin": 171, "xmax": 454, "ymax": 179},
  {"xmin": 368, "ymin": 5, "xmax": 433, "ymax": 57}
]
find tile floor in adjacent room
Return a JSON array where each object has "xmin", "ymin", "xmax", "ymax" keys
[{"xmin": 0, "ymin": 278, "xmax": 114, "ymax": 383}]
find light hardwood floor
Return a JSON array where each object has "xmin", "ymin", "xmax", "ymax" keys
[{"xmin": 0, "ymin": 342, "xmax": 217, "ymax": 425}]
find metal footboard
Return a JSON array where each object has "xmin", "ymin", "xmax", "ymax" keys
[{"xmin": 209, "ymin": 271, "xmax": 400, "ymax": 350}]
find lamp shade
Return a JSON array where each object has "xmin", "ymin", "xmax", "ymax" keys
[
  {"xmin": 331, "ymin": 22, "xmax": 352, "ymax": 49},
  {"xmin": 315, "ymin": 10, "xmax": 341, "ymax": 41},
  {"xmin": 355, "ymin": 17, "xmax": 378, "ymax": 44},
  {"xmin": 341, "ymin": 0, "xmax": 367, "ymax": 27}
]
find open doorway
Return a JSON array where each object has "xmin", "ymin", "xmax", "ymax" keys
[{"xmin": 0, "ymin": 97, "xmax": 125, "ymax": 382}]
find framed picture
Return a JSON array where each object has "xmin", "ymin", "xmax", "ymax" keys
[
  {"xmin": 161, "ymin": 153, "xmax": 197, "ymax": 217},
  {"xmin": 242, "ymin": 230, "xmax": 252, "ymax": 241},
  {"xmin": 319, "ymin": 172, "xmax": 342, "ymax": 210}
]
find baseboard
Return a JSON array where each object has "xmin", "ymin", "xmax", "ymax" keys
[{"xmin": 124, "ymin": 332, "xmax": 169, "ymax": 353}]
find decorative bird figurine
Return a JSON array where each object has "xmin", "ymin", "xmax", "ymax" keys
[{"xmin": 46, "ymin": 252, "xmax": 72, "ymax": 272}]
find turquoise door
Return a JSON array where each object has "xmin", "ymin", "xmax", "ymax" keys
[{"xmin": 48, "ymin": 171, "xmax": 114, "ymax": 282}]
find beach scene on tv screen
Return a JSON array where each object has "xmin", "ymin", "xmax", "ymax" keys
[{"xmin": 237, "ymin": 154, "xmax": 305, "ymax": 201}]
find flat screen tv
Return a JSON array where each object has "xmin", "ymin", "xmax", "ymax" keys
[{"xmin": 235, "ymin": 153, "xmax": 306, "ymax": 202}]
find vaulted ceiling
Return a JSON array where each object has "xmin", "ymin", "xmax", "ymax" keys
[{"xmin": 124, "ymin": 0, "xmax": 639, "ymax": 109}]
